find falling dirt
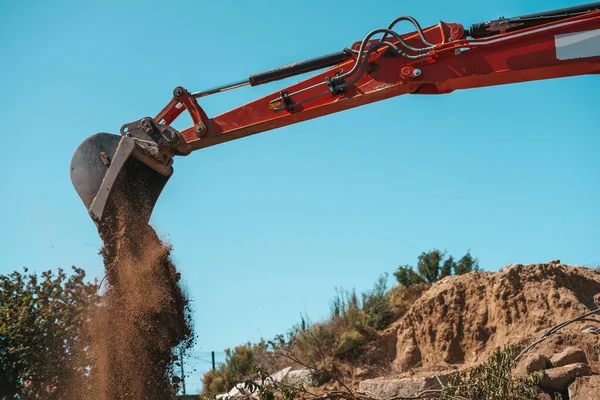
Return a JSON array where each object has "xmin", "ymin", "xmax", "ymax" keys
[{"xmin": 81, "ymin": 193, "xmax": 193, "ymax": 399}]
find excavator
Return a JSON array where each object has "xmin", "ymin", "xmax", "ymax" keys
[{"xmin": 71, "ymin": 3, "xmax": 600, "ymax": 236}]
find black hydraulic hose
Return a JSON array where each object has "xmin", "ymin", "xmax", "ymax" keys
[
  {"xmin": 341, "ymin": 40, "xmax": 429, "ymax": 89},
  {"xmin": 252, "ymin": 15, "xmax": 434, "ymax": 87},
  {"xmin": 342, "ymin": 41, "xmax": 401, "ymax": 88},
  {"xmin": 340, "ymin": 27, "xmax": 433, "ymax": 82},
  {"xmin": 380, "ymin": 15, "xmax": 435, "ymax": 48}
]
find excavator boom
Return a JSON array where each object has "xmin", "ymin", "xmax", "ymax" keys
[{"xmin": 71, "ymin": 3, "xmax": 600, "ymax": 234}]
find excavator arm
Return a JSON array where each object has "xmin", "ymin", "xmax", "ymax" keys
[{"xmin": 71, "ymin": 2, "xmax": 600, "ymax": 234}]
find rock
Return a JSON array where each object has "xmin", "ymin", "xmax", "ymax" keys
[
  {"xmin": 549, "ymin": 260, "xmax": 561, "ymax": 265},
  {"xmin": 568, "ymin": 375, "xmax": 600, "ymax": 400},
  {"xmin": 394, "ymin": 331, "xmax": 422, "ymax": 371},
  {"xmin": 285, "ymin": 369, "xmax": 317, "ymax": 388},
  {"xmin": 540, "ymin": 363, "xmax": 592, "ymax": 393},
  {"xmin": 550, "ymin": 347, "xmax": 588, "ymax": 368},
  {"xmin": 219, "ymin": 367, "xmax": 292, "ymax": 399},
  {"xmin": 354, "ymin": 367, "xmax": 368, "ymax": 379},
  {"xmin": 268, "ymin": 366, "xmax": 292, "ymax": 384},
  {"xmin": 359, "ymin": 376, "xmax": 447, "ymax": 399},
  {"xmin": 517, "ymin": 353, "xmax": 550, "ymax": 375}
]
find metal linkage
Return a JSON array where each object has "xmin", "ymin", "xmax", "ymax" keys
[
  {"xmin": 191, "ymin": 15, "xmax": 434, "ymax": 110},
  {"xmin": 269, "ymin": 16, "xmax": 435, "ymax": 112}
]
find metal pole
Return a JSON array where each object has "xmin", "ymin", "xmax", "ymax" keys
[
  {"xmin": 211, "ymin": 351, "xmax": 216, "ymax": 371},
  {"xmin": 180, "ymin": 347, "xmax": 186, "ymax": 395}
]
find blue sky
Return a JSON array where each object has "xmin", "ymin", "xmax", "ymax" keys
[{"xmin": 1, "ymin": 0, "xmax": 599, "ymax": 392}]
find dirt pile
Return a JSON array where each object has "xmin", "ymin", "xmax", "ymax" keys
[
  {"xmin": 391, "ymin": 263, "xmax": 600, "ymax": 373},
  {"xmin": 82, "ymin": 199, "xmax": 193, "ymax": 399}
]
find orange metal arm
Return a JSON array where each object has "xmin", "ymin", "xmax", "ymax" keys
[
  {"xmin": 155, "ymin": 8, "xmax": 600, "ymax": 156},
  {"xmin": 69, "ymin": 3, "xmax": 600, "ymax": 228}
]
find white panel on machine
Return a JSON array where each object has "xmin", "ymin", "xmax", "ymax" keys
[{"xmin": 555, "ymin": 28, "xmax": 600, "ymax": 60}]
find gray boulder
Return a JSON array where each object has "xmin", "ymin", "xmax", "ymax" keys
[
  {"xmin": 285, "ymin": 369, "xmax": 317, "ymax": 388},
  {"xmin": 359, "ymin": 375, "xmax": 447, "ymax": 399}
]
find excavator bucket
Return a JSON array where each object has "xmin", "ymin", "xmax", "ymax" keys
[{"xmin": 70, "ymin": 132, "xmax": 172, "ymax": 233}]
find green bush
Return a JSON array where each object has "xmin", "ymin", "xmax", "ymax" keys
[
  {"xmin": 329, "ymin": 287, "xmax": 360, "ymax": 319},
  {"xmin": 296, "ymin": 323, "xmax": 336, "ymax": 365},
  {"xmin": 329, "ymin": 274, "xmax": 395, "ymax": 332},
  {"xmin": 202, "ymin": 372, "xmax": 226, "ymax": 396},
  {"xmin": 362, "ymin": 274, "xmax": 395, "ymax": 330},
  {"xmin": 0, "ymin": 267, "xmax": 99, "ymax": 399},
  {"xmin": 394, "ymin": 265, "xmax": 427, "ymax": 287},
  {"xmin": 454, "ymin": 251, "xmax": 480, "ymax": 275},
  {"xmin": 417, "ymin": 249, "xmax": 448, "ymax": 283},
  {"xmin": 440, "ymin": 346, "xmax": 542, "ymax": 400},
  {"xmin": 395, "ymin": 249, "xmax": 480, "ymax": 287},
  {"xmin": 201, "ymin": 345, "xmax": 255, "ymax": 397},
  {"xmin": 334, "ymin": 329, "xmax": 366, "ymax": 356}
]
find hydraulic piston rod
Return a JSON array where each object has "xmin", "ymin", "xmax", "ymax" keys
[
  {"xmin": 191, "ymin": 50, "xmax": 352, "ymax": 98},
  {"xmin": 468, "ymin": 1, "xmax": 600, "ymax": 38}
]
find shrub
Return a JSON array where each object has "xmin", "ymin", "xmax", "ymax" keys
[
  {"xmin": 454, "ymin": 251, "xmax": 480, "ymax": 275},
  {"xmin": 387, "ymin": 282, "xmax": 431, "ymax": 318},
  {"xmin": 201, "ymin": 345, "xmax": 255, "ymax": 397},
  {"xmin": 202, "ymin": 372, "xmax": 226, "ymax": 396},
  {"xmin": 395, "ymin": 249, "xmax": 481, "ymax": 287},
  {"xmin": 362, "ymin": 274, "xmax": 395, "ymax": 330},
  {"xmin": 394, "ymin": 265, "xmax": 426, "ymax": 287},
  {"xmin": 417, "ymin": 249, "xmax": 447, "ymax": 283},
  {"xmin": 0, "ymin": 267, "xmax": 99, "ymax": 399},
  {"xmin": 329, "ymin": 288, "xmax": 360, "ymax": 319},
  {"xmin": 296, "ymin": 323, "xmax": 336, "ymax": 365},
  {"xmin": 440, "ymin": 346, "xmax": 542, "ymax": 400},
  {"xmin": 335, "ymin": 329, "xmax": 366, "ymax": 356}
]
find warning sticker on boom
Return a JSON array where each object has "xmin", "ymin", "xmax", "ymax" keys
[{"xmin": 555, "ymin": 29, "xmax": 600, "ymax": 60}]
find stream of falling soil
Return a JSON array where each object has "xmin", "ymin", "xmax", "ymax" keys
[{"xmin": 83, "ymin": 203, "xmax": 193, "ymax": 399}]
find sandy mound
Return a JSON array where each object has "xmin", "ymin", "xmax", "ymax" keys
[{"xmin": 392, "ymin": 263, "xmax": 600, "ymax": 372}]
